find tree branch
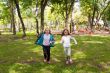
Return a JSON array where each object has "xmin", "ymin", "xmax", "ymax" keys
[
  {"xmin": 68, "ymin": 0, "xmax": 75, "ymax": 16},
  {"xmin": 98, "ymin": 1, "xmax": 110, "ymax": 20}
]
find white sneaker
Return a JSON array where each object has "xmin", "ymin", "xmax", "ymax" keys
[
  {"xmin": 66, "ymin": 61, "xmax": 69, "ymax": 64},
  {"xmin": 69, "ymin": 59, "xmax": 73, "ymax": 64}
]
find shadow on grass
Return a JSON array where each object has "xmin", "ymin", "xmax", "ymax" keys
[{"xmin": 0, "ymin": 35, "xmax": 110, "ymax": 73}]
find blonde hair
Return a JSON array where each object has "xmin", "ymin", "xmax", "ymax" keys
[{"xmin": 44, "ymin": 28, "xmax": 51, "ymax": 34}]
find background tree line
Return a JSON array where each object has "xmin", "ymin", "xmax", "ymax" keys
[{"xmin": 0, "ymin": 0, "xmax": 110, "ymax": 37}]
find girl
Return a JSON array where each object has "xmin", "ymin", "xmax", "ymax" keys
[
  {"xmin": 61, "ymin": 29, "xmax": 77, "ymax": 64},
  {"xmin": 36, "ymin": 29, "xmax": 55, "ymax": 64}
]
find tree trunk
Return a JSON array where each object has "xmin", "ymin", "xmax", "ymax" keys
[
  {"xmin": 65, "ymin": 0, "xmax": 75, "ymax": 29},
  {"xmin": 88, "ymin": 0, "xmax": 98, "ymax": 32},
  {"xmin": 9, "ymin": 0, "xmax": 16, "ymax": 34},
  {"xmin": 18, "ymin": 20, "xmax": 20, "ymax": 32},
  {"xmin": 36, "ymin": 18, "xmax": 39, "ymax": 35},
  {"xmin": 41, "ymin": 0, "xmax": 48, "ymax": 31},
  {"xmin": 90, "ymin": 4, "xmax": 96, "ymax": 32},
  {"xmin": 70, "ymin": 20, "xmax": 75, "ymax": 33},
  {"xmin": 11, "ymin": 2, "xmax": 16, "ymax": 35},
  {"xmin": 12, "ymin": 10, "xmax": 16, "ymax": 35},
  {"xmin": 55, "ymin": 20, "xmax": 59, "ymax": 30},
  {"xmin": 36, "ymin": 0, "xmax": 39, "ymax": 35},
  {"xmin": 41, "ymin": 5, "xmax": 44, "ymax": 31},
  {"xmin": 70, "ymin": 22, "xmax": 72, "ymax": 33},
  {"xmin": 103, "ymin": 16, "xmax": 108, "ymax": 30},
  {"xmin": 88, "ymin": 14, "xmax": 92, "ymax": 29},
  {"xmin": 65, "ymin": 0, "xmax": 68, "ymax": 28},
  {"xmin": 70, "ymin": 0, "xmax": 75, "ymax": 32},
  {"xmin": 14, "ymin": 0, "xmax": 26, "ymax": 37}
]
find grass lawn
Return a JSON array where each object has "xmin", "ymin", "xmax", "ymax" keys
[{"xmin": 0, "ymin": 34, "xmax": 110, "ymax": 73}]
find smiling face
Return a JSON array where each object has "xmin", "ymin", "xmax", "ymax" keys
[
  {"xmin": 64, "ymin": 30, "xmax": 69, "ymax": 35},
  {"xmin": 45, "ymin": 29, "xmax": 50, "ymax": 34},
  {"xmin": 62, "ymin": 29, "xmax": 70, "ymax": 36}
]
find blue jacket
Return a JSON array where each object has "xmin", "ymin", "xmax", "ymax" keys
[{"xmin": 35, "ymin": 34, "xmax": 55, "ymax": 47}]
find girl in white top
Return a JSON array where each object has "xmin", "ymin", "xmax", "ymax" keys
[{"xmin": 61, "ymin": 29, "xmax": 77, "ymax": 64}]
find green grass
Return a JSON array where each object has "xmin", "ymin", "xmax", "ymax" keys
[{"xmin": 0, "ymin": 34, "xmax": 110, "ymax": 73}]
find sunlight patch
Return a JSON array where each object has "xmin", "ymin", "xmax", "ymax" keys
[
  {"xmin": 23, "ymin": 42, "xmax": 33, "ymax": 45},
  {"xmin": 9, "ymin": 63, "xmax": 31, "ymax": 73},
  {"xmin": 62, "ymin": 69, "xmax": 72, "ymax": 73},
  {"xmin": 91, "ymin": 35, "xmax": 110, "ymax": 37},
  {"xmin": 76, "ymin": 70, "xmax": 88, "ymax": 73},
  {"xmin": 73, "ymin": 51, "xmax": 86, "ymax": 60},
  {"xmin": 29, "ymin": 47, "xmax": 42, "ymax": 53},
  {"xmin": 55, "ymin": 41, "xmax": 61, "ymax": 44},
  {"xmin": 40, "ymin": 68, "xmax": 52, "ymax": 73},
  {"xmin": 53, "ymin": 58, "xmax": 61, "ymax": 62},
  {"xmin": 99, "ymin": 62, "xmax": 110, "ymax": 70},
  {"xmin": 83, "ymin": 41, "xmax": 103, "ymax": 44}
]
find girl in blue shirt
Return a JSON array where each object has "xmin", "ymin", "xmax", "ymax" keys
[{"xmin": 36, "ymin": 29, "xmax": 55, "ymax": 64}]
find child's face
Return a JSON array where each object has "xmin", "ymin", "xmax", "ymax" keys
[
  {"xmin": 45, "ymin": 29, "xmax": 50, "ymax": 34},
  {"xmin": 64, "ymin": 30, "xmax": 69, "ymax": 35}
]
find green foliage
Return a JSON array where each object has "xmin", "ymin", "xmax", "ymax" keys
[
  {"xmin": 51, "ymin": 0, "xmax": 74, "ymax": 19},
  {"xmin": 103, "ymin": 5, "xmax": 110, "ymax": 20},
  {"xmin": 21, "ymin": 0, "xmax": 32, "ymax": 9},
  {"xmin": 80, "ymin": 0, "xmax": 94, "ymax": 16},
  {"xmin": 0, "ymin": 0, "xmax": 110, "ymax": 31},
  {"xmin": 74, "ymin": 13, "xmax": 88, "ymax": 25},
  {"xmin": 0, "ymin": 2, "xmax": 11, "ymax": 25},
  {"xmin": 80, "ymin": 0, "xmax": 110, "ymax": 18}
]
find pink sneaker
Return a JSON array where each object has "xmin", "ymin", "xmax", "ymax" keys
[
  {"xmin": 47, "ymin": 61, "xmax": 50, "ymax": 64},
  {"xmin": 69, "ymin": 59, "xmax": 73, "ymax": 64},
  {"xmin": 44, "ymin": 59, "xmax": 47, "ymax": 62}
]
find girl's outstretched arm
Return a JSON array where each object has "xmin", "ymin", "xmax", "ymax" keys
[
  {"xmin": 60, "ymin": 37, "xmax": 64, "ymax": 44},
  {"xmin": 71, "ymin": 36, "xmax": 77, "ymax": 45}
]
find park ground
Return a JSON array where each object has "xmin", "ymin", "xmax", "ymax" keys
[{"xmin": 0, "ymin": 34, "xmax": 110, "ymax": 73}]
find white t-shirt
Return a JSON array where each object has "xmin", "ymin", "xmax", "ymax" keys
[
  {"xmin": 43, "ymin": 34, "xmax": 50, "ymax": 46},
  {"xmin": 61, "ymin": 35, "xmax": 77, "ymax": 47}
]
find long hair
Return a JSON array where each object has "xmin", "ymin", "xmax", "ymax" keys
[{"xmin": 62, "ymin": 29, "xmax": 70, "ymax": 36}]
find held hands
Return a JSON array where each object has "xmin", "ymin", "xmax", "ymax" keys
[
  {"xmin": 60, "ymin": 40, "xmax": 64, "ymax": 44},
  {"xmin": 50, "ymin": 41, "xmax": 54, "ymax": 44},
  {"xmin": 74, "ymin": 41, "xmax": 78, "ymax": 45}
]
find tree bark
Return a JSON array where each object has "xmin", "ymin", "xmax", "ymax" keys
[
  {"xmin": 103, "ymin": 16, "xmax": 108, "ymax": 28},
  {"xmin": 70, "ymin": 0, "xmax": 75, "ymax": 32},
  {"xmin": 90, "ymin": 3, "xmax": 96, "ymax": 32},
  {"xmin": 88, "ymin": 14, "xmax": 92, "ymax": 29},
  {"xmin": 11, "ymin": 1, "xmax": 16, "ymax": 35},
  {"xmin": 14, "ymin": 0, "xmax": 26, "ymax": 37},
  {"xmin": 65, "ymin": 0, "xmax": 75, "ymax": 28},
  {"xmin": 65, "ymin": 0, "xmax": 68, "ymax": 28},
  {"xmin": 9, "ymin": 0, "xmax": 16, "ymax": 34},
  {"xmin": 36, "ymin": 18, "xmax": 39, "ymax": 35},
  {"xmin": 70, "ymin": 20, "xmax": 75, "ymax": 33},
  {"xmin": 41, "ymin": 0, "xmax": 48, "ymax": 31},
  {"xmin": 18, "ymin": 20, "xmax": 20, "ymax": 32},
  {"xmin": 35, "ymin": 0, "xmax": 39, "ymax": 35}
]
